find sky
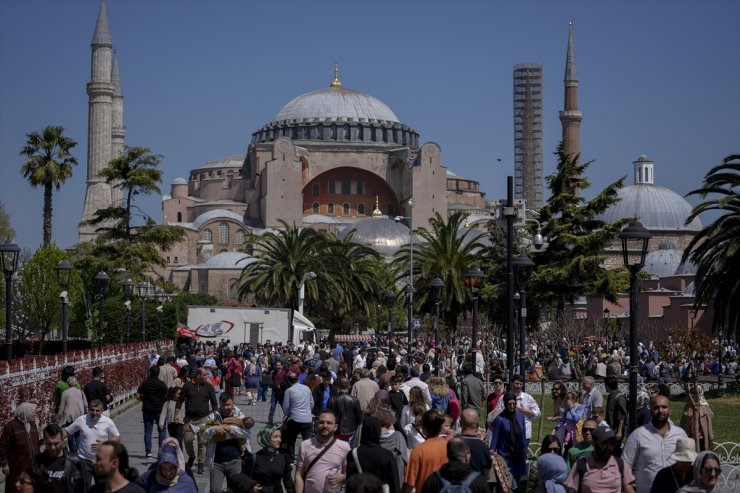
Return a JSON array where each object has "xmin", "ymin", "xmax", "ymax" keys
[{"xmin": 1, "ymin": 0, "xmax": 738, "ymax": 251}]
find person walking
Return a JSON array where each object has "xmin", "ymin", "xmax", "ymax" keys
[
  {"xmin": 57, "ymin": 377, "xmax": 87, "ymax": 455},
  {"xmin": 32, "ymin": 424, "xmax": 83, "ymax": 493},
  {"xmin": 282, "ymin": 372, "xmax": 314, "ymax": 464},
  {"xmin": 326, "ymin": 377, "xmax": 363, "ymax": 441},
  {"xmin": 62, "ymin": 400, "xmax": 120, "ymax": 492},
  {"xmin": 245, "ymin": 425, "xmax": 294, "ymax": 493},
  {"xmin": 345, "ymin": 416, "xmax": 399, "ymax": 493},
  {"xmin": 294, "ymin": 410, "xmax": 351, "ymax": 493},
  {"xmin": 174, "ymin": 367, "xmax": 218, "ymax": 474},
  {"xmin": 458, "ymin": 409, "xmax": 492, "ymax": 476},
  {"xmin": 89, "ymin": 441, "xmax": 143, "ymax": 493},
  {"xmin": 676, "ymin": 451, "xmax": 722, "ymax": 493},
  {"xmin": 460, "ymin": 364, "xmax": 484, "ymax": 414},
  {"xmin": 402, "ymin": 409, "xmax": 449, "ymax": 493},
  {"xmin": 650, "ymin": 438, "xmax": 697, "ymax": 493},
  {"xmin": 510, "ymin": 374, "xmax": 541, "ymax": 450},
  {"xmin": 136, "ymin": 366, "xmax": 169, "ymax": 459},
  {"xmin": 490, "ymin": 393, "xmax": 527, "ymax": 490},
  {"xmin": 564, "ymin": 427, "xmax": 635, "ymax": 493},
  {"xmin": 134, "ymin": 438, "xmax": 197, "ymax": 492},
  {"xmin": 158, "ymin": 357, "xmax": 179, "ymax": 390},
  {"xmin": 622, "ymin": 395, "xmax": 688, "ymax": 493},
  {"xmin": 419, "ymin": 437, "xmax": 489, "ymax": 493},
  {"xmin": 605, "ymin": 376, "xmax": 628, "ymax": 449},
  {"xmin": 202, "ymin": 393, "xmax": 250, "ymax": 493},
  {"xmin": 267, "ymin": 361, "xmax": 289, "ymax": 426},
  {"xmin": 83, "ymin": 367, "xmax": 113, "ymax": 418},
  {"xmin": 580, "ymin": 376, "xmax": 603, "ymax": 420},
  {"xmin": 0, "ymin": 403, "xmax": 41, "ymax": 493},
  {"xmin": 351, "ymin": 369, "xmax": 379, "ymax": 412}
]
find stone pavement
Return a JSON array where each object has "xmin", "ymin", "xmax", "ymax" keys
[{"xmin": 115, "ymin": 390, "xmax": 285, "ymax": 493}]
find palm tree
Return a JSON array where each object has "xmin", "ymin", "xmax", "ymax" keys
[
  {"xmin": 682, "ymin": 154, "xmax": 740, "ymax": 340},
  {"xmin": 395, "ymin": 211, "xmax": 486, "ymax": 333},
  {"xmin": 20, "ymin": 126, "xmax": 78, "ymax": 246}
]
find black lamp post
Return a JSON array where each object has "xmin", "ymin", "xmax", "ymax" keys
[
  {"xmin": 404, "ymin": 285, "xmax": 415, "ymax": 345},
  {"xmin": 513, "ymin": 251, "xmax": 534, "ymax": 381},
  {"xmin": 464, "ymin": 267, "xmax": 484, "ymax": 362},
  {"xmin": 504, "ymin": 175, "xmax": 517, "ymax": 384},
  {"xmin": 123, "ymin": 278, "xmax": 134, "ymax": 343},
  {"xmin": 620, "ymin": 220, "xmax": 651, "ymax": 432},
  {"xmin": 156, "ymin": 289, "xmax": 168, "ymax": 341},
  {"xmin": 137, "ymin": 281, "xmax": 152, "ymax": 342},
  {"xmin": 1, "ymin": 239, "xmax": 21, "ymax": 362},
  {"xmin": 94, "ymin": 271, "xmax": 110, "ymax": 350},
  {"xmin": 430, "ymin": 277, "xmax": 445, "ymax": 375},
  {"xmin": 385, "ymin": 291, "xmax": 395, "ymax": 356},
  {"xmin": 55, "ymin": 260, "xmax": 73, "ymax": 355}
]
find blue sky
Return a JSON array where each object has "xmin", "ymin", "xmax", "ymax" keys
[{"xmin": 1, "ymin": 0, "xmax": 738, "ymax": 251}]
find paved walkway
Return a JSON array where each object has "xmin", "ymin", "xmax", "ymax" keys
[{"xmin": 115, "ymin": 391, "xmax": 285, "ymax": 493}]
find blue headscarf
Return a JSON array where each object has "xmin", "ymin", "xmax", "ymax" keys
[{"xmin": 536, "ymin": 453, "xmax": 569, "ymax": 493}]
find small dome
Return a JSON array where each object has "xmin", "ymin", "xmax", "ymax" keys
[
  {"xmin": 675, "ymin": 259, "xmax": 697, "ymax": 276},
  {"xmin": 337, "ymin": 217, "xmax": 411, "ymax": 257},
  {"xmin": 272, "ymin": 87, "xmax": 399, "ymax": 124},
  {"xmin": 644, "ymin": 249, "xmax": 684, "ymax": 278},
  {"xmin": 172, "ymin": 177, "xmax": 187, "ymax": 185},
  {"xmin": 600, "ymin": 184, "xmax": 702, "ymax": 231},
  {"xmin": 202, "ymin": 251, "xmax": 254, "ymax": 269}
]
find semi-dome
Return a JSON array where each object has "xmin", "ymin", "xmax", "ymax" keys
[
  {"xmin": 192, "ymin": 209, "xmax": 244, "ymax": 230},
  {"xmin": 599, "ymin": 155, "xmax": 702, "ymax": 231},
  {"xmin": 202, "ymin": 251, "xmax": 254, "ymax": 269},
  {"xmin": 272, "ymin": 87, "xmax": 399, "ymax": 124},
  {"xmin": 337, "ymin": 217, "xmax": 411, "ymax": 257},
  {"xmin": 644, "ymin": 248, "xmax": 684, "ymax": 278}
]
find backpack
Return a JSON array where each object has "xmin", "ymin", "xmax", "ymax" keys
[
  {"xmin": 575, "ymin": 456, "xmax": 624, "ymax": 493},
  {"xmin": 447, "ymin": 388, "xmax": 461, "ymax": 420},
  {"xmin": 436, "ymin": 470, "xmax": 479, "ymax": 493}
]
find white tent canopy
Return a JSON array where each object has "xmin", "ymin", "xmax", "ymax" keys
[{"xmin": 292, "ymin": 311, "xmax": 316, "ymax": 331}]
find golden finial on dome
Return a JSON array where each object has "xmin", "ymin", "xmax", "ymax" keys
[
  {"xmin": 372, "ymin": 195, "xmax": 382, "ymax": 217},
  {"xmin": 330, "ymin": 62, "xmax": 342, "ymax": 88}
]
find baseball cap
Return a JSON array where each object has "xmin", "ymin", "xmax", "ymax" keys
[{"xmin": 592, "ymin": 427, "xmax": 616, "ymax": 442}]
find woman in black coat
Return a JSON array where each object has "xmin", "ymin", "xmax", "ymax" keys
[
  {"xmin": 245, "ymin": 425, "xmax": 294, "ymax": 493},
  {"xmin": 346, "ymin": 416, "xmax": 399, "ymax": 493}
]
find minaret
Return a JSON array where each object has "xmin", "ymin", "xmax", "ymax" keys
[
  {"xmin": 79, "ymin": 0, "xmax": 115, "ymax": 242},
  {"xmin": 559, "ymin": 20, "xmax": 582, "ymax": 159},
  {"xmin": 110, "ymin": 49, "xmax": 126, "ymax": 207}
]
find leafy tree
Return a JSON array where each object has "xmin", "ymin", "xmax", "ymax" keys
[
  {"xmin": 682, "ymin": 154, "xmax": 740, "ymax": 340},
  {"xmin": 20, "ymin": 126, "xmax": 78, "ymax": 246},
  {"xmin": 394, "ymin": 211, "xmax": 487, "ymax": 334},
  {"xmin": 529, "ymin": 145, "xmax": 630, "ymax": 324},
  {"xmin": 81, "ymin": 145, "xmax": 185, "ymax": 274}
]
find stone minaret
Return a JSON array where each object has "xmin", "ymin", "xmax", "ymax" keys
[
  {"xmin": 559, "ymin": 20, "xmax": 582, "ymax": 159},
  {"xmin": 79, "ymin": 0, "xmax": 115, "ymax": 242},
  {"xmin": 110, "ymin": 49, "xmax": 126, "ymax": 207}
]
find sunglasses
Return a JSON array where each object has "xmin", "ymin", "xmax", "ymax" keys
[
  {"xmin": 582, "ymin": 428, "xmax": 595, "ymax": 433},
  {"xmin": 548, "ymin": 446, "xmax": 560, "ymax": 453},
  {"xmin": 702, "ymin": 467, "xmax": 721, "ymax": 475}
]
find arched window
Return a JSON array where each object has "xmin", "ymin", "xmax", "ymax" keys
[
  {"xmin": 343, "ymin": 203, "xmax": 350, "ymax": 215},
  {"xmin": 235, "ymin": 229, "xmax": 246, "ymax": 245},
  {"xmin": 358, "ymin": 203, "xmax": 366, "ymax": 215},
  {"xmin": 327, "ymin": 202, "xmax": 335, "ymax": 214},
  {"xmin": 312, "ymin": 202, "xmax": 320, "ymax": 214},
  {"xmin": 176, "ymin": 212, "xmax": 182, "ymax": 222},
  {"xmin": 312, "ymin": 183, "xmax": 320, "ymax": 196},
  {"xmin": 219, "ymin": 222, "xmax": 229, "ymax": 244},
  {"xmin": 202, "ymin": 229, "xmax": 212, "ymax": 242}
]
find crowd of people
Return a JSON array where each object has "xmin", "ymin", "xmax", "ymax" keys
[{"xmin": 0, "ymin": 335, "xmax": 731, "ymax": 493}]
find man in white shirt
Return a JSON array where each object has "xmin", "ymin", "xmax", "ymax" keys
[
  {"xmin": 63, "ymin": 400, "xmax": 120, "ymax": 491},
  {"xmin": 353, "ymin": 348, "xmax": 367, "ymax": 370},
  {"xmin": 510, "ymin": 374, "xmax": 540, "ymax": 446},
  {"xmin": 622, "ymin": 395, "xmax": 688, "ymax": 492},
  {"xmin": 400, "ymin": 367, "xmax": 432, "ymax": 406}
]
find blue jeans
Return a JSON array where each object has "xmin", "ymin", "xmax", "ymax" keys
[
  {"xmin": 143, "ymin": 411, "xmax": 165, "ymax": 455},
  {"xmin": 267, "ymin": 391, "xmax": 282, "ymax": 425},
  {"xmin": 258, "ymin": 382, "xmax": 269, "ymax": 401}
]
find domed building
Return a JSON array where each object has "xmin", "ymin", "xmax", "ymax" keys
[
  {"xmin": 159, "ymin": 67, "xmax": 486, "ymax": 297},
  {"xmin": 599, "ymin": 155, "xmax": 702, "ymax": 268}
]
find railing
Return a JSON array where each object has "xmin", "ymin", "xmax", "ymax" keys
[
  {"xmin": 714, "ymin": 442, "xmax": 740, "ymax": 491},
  {"xmin": 481, "ymin": 380, "xmax": 721, "ymax": 397}
]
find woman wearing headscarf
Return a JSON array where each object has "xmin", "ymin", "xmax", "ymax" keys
[
  {"xmin": 680, "ymin": 384, "xmax": 714, "ymax": 451},
  {"xmin": 0, "ymin": 403, "xmax": 41, "ymax": 493},
  {"xmin": 346, "ymin": 416, "xmax": 399, "ymax": 493},
  {"xmin": 490, "ymin": 393, "xmax": 527, "ymax": 488},
  {"xmin": 135, "ymin": 438, "xmax": 198, "ymax": 492},
  {"xmin": 246, "ymin": 425, "xmax": 294, "ymax": 493},
  {"xmin": 676, "ymin": 450, "xmax": 722, "ymax": 493},
  {"xmin": 533, "ymin": 453, "xmax": 570, "ymax": 493}
]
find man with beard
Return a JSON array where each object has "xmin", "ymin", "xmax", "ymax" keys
[
  {"xmin": 566, "ymin": 419, "xmax": 597, "ymax": 467},
  {"xmin": 175, "ymin": 366, "xmax": 218, "ymax": 474},
  {"xmin": 63, "ymin": 400, "xmax": 120, "ymax": 491},
  {"xmin": 294, "ymin": 410, "xmax": 351, "ymax": 493},
  {"xmin": 32, "ymin": 424, "xmax": 83, "ymax": 493},
  {"xmin": 564, "ymin": 427, "xmax": 635, "ymax": 493},
  {"xmin": 203, "ymin": 393, "xmax": 251, "ymax": 493},
  {"xmin": 89, "ymin": 441, "xmax": 143, "ymax": 493},
  {"xmin": 622, "ymin": 395, "xmax": 688, "ymax": 492}
]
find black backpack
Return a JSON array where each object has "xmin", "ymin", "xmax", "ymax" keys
[{"xmin": 435, "ymin": 470, "xmax": 480, "ymax": 493}]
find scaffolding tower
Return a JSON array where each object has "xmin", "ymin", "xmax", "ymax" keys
[{"xmin": 513, "ymin": 64, "xmax": 544, "ymax": 212}]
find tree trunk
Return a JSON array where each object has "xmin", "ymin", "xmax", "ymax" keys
[{"xmin": 43, "ymin": 183, "xmax": 53, "ymax": 246}]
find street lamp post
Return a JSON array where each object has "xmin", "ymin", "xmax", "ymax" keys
[
  {"xmin": 504, "ymin": 176, "xmax": 517, "ymax": 384},
  {"xmin": 94, "ymin": 271, "xmax": 110, "ymax": 351},
  {"xmin": 431, "ymin": 278, "xmax": 445, "ymax": 376},
  {"xmin": 123, "ymin": 279, "xmax": 134, "ymax": 343},
  {"xmin": 385, "ymin": 291, "xmax": 395, "ymax": 355},
  {"xmin": 156, "ymin": 289, "xmax": 166, "ymax": 340},
  {"xmin": 298, "ymin": 272, "xmax": 316, "ymax": 316},
  {"xmin": 464, "ymin": 267, "xmax": 484, "ymax": 361},
  {"xmin": 1, "ymin": 239, "xmax": 21, "ymax": 362},
  {"xmin": 137, "ymin": 281, "xmax": 152, "ymax": 342},
  {"xmin": 513, "ymin": 251, "xmax": 534, "ymax": 381},
  {"xmin": 55, "ymin": 260, "xmax": 73, "ymax": 355},
  {"xmin": 620, "ymin": 221, "xmax": 651, "ymax": 432}
]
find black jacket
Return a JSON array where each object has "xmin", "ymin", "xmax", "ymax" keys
[
  {"xmin": 33, "ymin": 451, "xmax": 84, "ymax": 493},
  {"xmin": 249, "ymin": 449, "xmax": 295, "ymax": 493},
  {"xmin": 327, "ymin": 392, "xmax": 363, "ymax": 435},
  {"xmin": 346, "ymin": 417, "xmax": 399, "ymax": 493},
  {"xmin": 312, "ymin": 384, "xmax": 336, "ymax": 416},
  {"xmin": 137, "ymin": 377, "xmax": 168, "ymax": 414},
  {"xmin": 176, "ymin": 380, "xmax": 218, "ymax": 419},
  {"xmin": 420, "ymin": 461, "xmax": 489, "ymax": 493}
]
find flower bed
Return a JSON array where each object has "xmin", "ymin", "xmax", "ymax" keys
[{"xmin": 0, "ymin": 341, "xmax": 173, "ymax": 435}]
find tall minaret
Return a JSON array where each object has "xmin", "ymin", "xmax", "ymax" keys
[
  {"xmin": 110, "ymin": 49, "xmax": 126, "ymax": 207},
  {"xmin": 559, "ymin": 20, "xmax": 582, "ymax": 159},
  {"xmin": 79, "ymin": 0, "xmax": 115, "ymax": 242}
]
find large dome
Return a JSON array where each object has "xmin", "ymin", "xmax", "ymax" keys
[
  {"xmin": 272, "ymin": 87, "xmax": 400, "ymax": 124},
  {"xmin": 337, "ymin": 217, "xmax": 411, "ymax": 257},
  {"xmin": 599, "ymin": 155, "xmax": 702, "ymax": 231}
]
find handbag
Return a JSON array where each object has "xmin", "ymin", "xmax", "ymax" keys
[{"xmin": 352, "ymin": 448, "xmax": 390, "ymax": 493}]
